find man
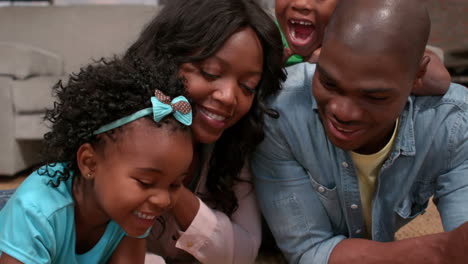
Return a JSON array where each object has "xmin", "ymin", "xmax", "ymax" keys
[{"xmin": 251, "ymin": 0, "xmax": 468, "ymax": 263}]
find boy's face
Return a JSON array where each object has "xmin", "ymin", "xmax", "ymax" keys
[
  {"xmin": 276, "ymin": 0, "xmax": 338, "ymax": 57},
  {"xmin": 312, "ymin": 39, "xmax": 414, "ymax": 154}
]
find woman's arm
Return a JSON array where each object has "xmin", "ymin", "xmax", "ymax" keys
[
  {"xmin": 170, "ymin": 164, "xmax": 262, "ymax": 264},
  {"xmin": 229, "ymin": 166, "xmax": 263, "ymax": 263},
  {"xmin": 170, "ymin": 186, "xmax": 200, "ymax": 231},
  {"xmin": 107, "ymin": 236, "xmax": 146, "ymax": 264}
]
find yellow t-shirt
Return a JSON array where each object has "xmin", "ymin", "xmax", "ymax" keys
[{"xmin": 349, "ymin": 120, "xmax": 399, "ymax": 237}]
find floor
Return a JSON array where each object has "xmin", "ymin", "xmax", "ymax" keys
[{"xmin": 0, "ymin": 174, "xmax": 27, "ymax": 190}]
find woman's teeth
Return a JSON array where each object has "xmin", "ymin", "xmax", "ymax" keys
[{"xmin": 201, "ymin": 108, "xmax": 226, "ymax": 121}]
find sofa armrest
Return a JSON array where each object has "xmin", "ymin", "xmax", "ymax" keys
[{"xmin": 0, "ymin": 42, "xmax": 64, "ymax": 80}]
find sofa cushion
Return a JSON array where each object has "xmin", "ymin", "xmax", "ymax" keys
[
  {"xmin": 12, "ymin": 76, "xmax": 64, "ymax": 113},
  {"xmin": 0, "ymin": 42, "xmax": 63, "ymax": 79},
  {"xmin": 15, "ymin": 113, "xmax": 50, "ymax": 140}
]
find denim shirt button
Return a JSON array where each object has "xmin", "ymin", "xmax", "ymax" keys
[
  {"xmin": 318, "ymin": 186, "xmax": 325, "ymax": 193},
  {"xmin": 341, "ymin": 162, "xmax": 349, "ymax": 168},
  {"xmin": 350, "ymin": 204, "xmax": 358, "ymax": 209}
]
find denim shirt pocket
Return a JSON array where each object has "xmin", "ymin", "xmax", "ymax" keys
[
  {"xmin": 396, "ymin": 181, "xmax": 434, "ymax": 217},
  {"xmin": 395, "ymin": 197, "xmax": 429, "ymax": 222},
  {"xmin": 306, "ymin": 170, "xmax": 344, "ymax": 231}
]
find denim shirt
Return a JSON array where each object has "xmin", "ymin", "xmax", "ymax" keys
[{"xmin": 251, "ymin": 63, "xmax": 468, "ymax": 264}]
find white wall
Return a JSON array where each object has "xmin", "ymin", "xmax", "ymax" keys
[{"xmin": 54, "ymin": 0, "xmax": 158, "ymax": 5}]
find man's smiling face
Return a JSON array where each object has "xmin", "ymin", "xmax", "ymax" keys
[{"xmin": 312, "ymin": 39, "xmax": 414, "ymax": 154}]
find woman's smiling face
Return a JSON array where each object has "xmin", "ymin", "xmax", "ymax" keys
[{"xmin": 179, "ymin": 27, "xmax": 264, "ymax": 144}]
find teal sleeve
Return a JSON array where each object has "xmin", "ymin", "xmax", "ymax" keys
[{"xmin": 0, "ymin": 197, "xmax": 55, "ymax": 264}]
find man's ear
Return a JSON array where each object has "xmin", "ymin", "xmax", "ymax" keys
[
  {"xmin": 76, "ymin": 143, "xmax": 98, "ymax": 179},
  {"xmin": 412, "ymin": 55, "xmax": 430, "ymax": 92}
]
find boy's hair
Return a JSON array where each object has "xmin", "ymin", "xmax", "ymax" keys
[
  {"xmin": 126, "ymin": 0, "xmax": 286, "ymax": 216},
  {"xmin": 41, "ymin": 57, "xmax": 188, "ymax": 186}
]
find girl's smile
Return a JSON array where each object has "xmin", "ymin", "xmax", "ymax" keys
[{"xmin": 132, "ymin": 210, "xmax": 158, "ymax": 229}]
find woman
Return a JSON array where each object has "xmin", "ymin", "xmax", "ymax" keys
[{"xmin": 125, "ymin": 0, "xmax": 286, "ymax": 263}]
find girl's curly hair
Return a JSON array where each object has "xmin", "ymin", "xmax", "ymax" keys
[
  {"xmin": 41, "ymin": 57, "xmax": 188, "ymax": 186},
  {"xmin": 125, "ymin": 0, "xmax": 286, "ymax": 216}
]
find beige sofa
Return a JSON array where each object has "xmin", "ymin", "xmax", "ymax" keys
[{"xmin": 0, "ymin": 5, "xmax": 159, "ymax": 175}]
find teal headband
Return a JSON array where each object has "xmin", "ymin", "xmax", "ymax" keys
[{"xmin": 93, "ymin": 89, "xmax": 192, "ymax": 135}]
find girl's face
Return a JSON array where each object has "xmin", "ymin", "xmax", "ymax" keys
[
  {"xmin": 179, "ymin": 27, "xmax": 264, "ymax": 144},
  {"xmin": 90, "ymin": 120, "xmax": 193, "ymax": 237},
  {"xmin": 276, "ymin": 0, "xmax": 338, "ymax": 57}
]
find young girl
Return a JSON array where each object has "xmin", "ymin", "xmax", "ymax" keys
[
  {"xmin": 0, "ymin": 57, "xmax": 193, "ymax": 264},
  {"xmin": 125, "ymin": 0, "xmax": 286, "ymax": 263}
]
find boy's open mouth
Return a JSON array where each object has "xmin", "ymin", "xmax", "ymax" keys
[{"xmin": 288, "ymin": 19, "xmax": 315, "ymax": 46}]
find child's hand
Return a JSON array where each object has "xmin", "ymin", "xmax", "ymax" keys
[
  {"xmin": 412, "ymin": 48, "xmax": 451, "ymax": 95},
  {"xmin": 306, "ymin": 47, "xmax": 322, "ymax": 64}
]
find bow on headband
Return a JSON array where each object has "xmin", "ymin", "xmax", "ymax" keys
[
  {"xmin": 152, "ymin": 90, "xmax": 192, "ymax": 126},
  {"xmin": 93, "ymin": 89, "xmax": 192, "ymax": 135}
]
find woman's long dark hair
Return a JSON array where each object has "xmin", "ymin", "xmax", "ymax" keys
[{"xmin": 126, "ymin": 0, "xmax": 286, "ymax": 216}]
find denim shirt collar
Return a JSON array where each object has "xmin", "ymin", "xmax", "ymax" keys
[{"xmin": 392, "ymin": 97, "xmax": 416, "ymax": 157}]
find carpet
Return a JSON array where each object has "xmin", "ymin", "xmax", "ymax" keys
[{"xmin": 0, "ymin": 189, "xmax": 15, "ymax": 211}]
